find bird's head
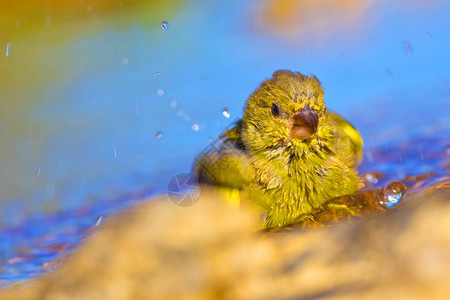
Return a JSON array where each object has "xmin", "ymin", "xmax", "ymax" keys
[{"xmin": 241, "ymin": 70, "xmax": 333, "ymax": 158}]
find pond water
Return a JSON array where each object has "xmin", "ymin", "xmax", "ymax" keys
[{"xmin": 0, "ymin": 0, "xmax": 449, "ymax": 286}]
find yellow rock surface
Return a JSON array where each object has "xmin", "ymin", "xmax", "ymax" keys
[{"xmin": 2, "ymin": 187, "xmax": 450, "ymax": 299}]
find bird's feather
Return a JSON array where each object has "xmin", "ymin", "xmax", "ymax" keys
[{"xmin": 195, "ymin": 70, "xmax": 362, "ymax": 228}]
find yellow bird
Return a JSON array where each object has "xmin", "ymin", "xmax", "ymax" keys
[{"xmin": 195, "ymin": 70, "xmax": 363, "ymax": 228}]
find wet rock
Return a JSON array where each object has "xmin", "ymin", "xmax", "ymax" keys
[{"xmin": 1, "ymin": 187, "xmax": 450, "ymax": 299}]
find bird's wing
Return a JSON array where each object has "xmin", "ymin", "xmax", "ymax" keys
[
  {"xmin": 328, "ymin": 111, "xmax": 364, "ymax": 167},
  {"xmin": 194, "ymin": 119, "xmax": 254, "ymax": 190}
]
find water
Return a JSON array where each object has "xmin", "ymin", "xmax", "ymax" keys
[
  {"xmin": 222, "ymin": 107, "xmax": 231, "ymax": 119},
  {"xmin": 161, "ymin": 21, "xmax": 170, "ymax": 30},
  {"xmin": 382, "ymin": 182, "xmax": 407, "ymax": 208},
  {"xmin": 5, "ymin": 42, "xmax": 11, "ymax": 57},
  {"xmin": 95, "ymin": 216, "xmax": 104, "ymax": 227},
  {"xmin": 0, "ymin": 0, "xmax": 449, "ymax": 286}
]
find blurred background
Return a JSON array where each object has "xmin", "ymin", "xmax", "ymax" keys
[{"xmin": 0, "ymin": 0, "xmax": 449, "ymax": 285}]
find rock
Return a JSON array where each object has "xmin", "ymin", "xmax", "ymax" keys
[{"xmin": 1, "ymin": 187, "xmax": 450, "ymax": 299}]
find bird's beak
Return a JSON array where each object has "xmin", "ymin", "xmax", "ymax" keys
[{"xmin": 287, "ymin": 105, "xmax": 318, "ymax": 139}]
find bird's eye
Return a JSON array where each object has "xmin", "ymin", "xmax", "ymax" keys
[{"xmin": 271, "ymin": 103, "xmax": 280, "ymax": 116}]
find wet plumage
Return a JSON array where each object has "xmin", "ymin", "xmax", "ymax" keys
[{"xmin": 195, "ymin": 70, "xmax": 363, "ymax": 228}]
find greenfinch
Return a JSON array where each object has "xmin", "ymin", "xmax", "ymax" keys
[{"xmin": 195, "ymin": 70, "xmax": 363, "ymax": 228}]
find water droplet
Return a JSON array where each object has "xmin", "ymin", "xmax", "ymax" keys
[
  {"xmin": 170, "ymin": 100, "xmax": 178, "ymax": 108},
  {"xmin": 363, "ymin": 174, "xmax": 376, "ymax": 185},
  {"xmin": 114, "ymin": 147, "xmax": 118, "ymax": 158},
  {"xmin": 385, "ymin": 69, "xmax": 393, "ymax": 77},
  {"xmin": 192, "ymin": 123, "xmax": 199, "ymax": 131},
  {"xmin": 363, "ymin": 172, "xmax": 383, "ymax": 184},
  {"xmin": 402, "ymin": 41, "xmax": 413, "ymax": 54},
  {"xmin": 381, "ymin": 182, "xmax": 407, "ymax": 208},
  {"xmin": 95, "ymin": 216, "xmax": 104, "ymax": 227},
  {"xmin": 87, "ymin": 6, "xmax": 92, "ymax": 11},
  {"xmin": 156, "ymin": 131, "xmax": 162, "ymax": 139},
  {"xmin": 5, "ymin": 41, "xmax": 11, "ymax": 57},
  {"xmin": 222, "ymin": 107, "xmax": 230, "ymax": 118},
  {"xmin": 37, "ymin": 167, "xmax": 42, "ymax": 176},
  {"xmin": 157, "ymin": 89, "xmax": 164, "ymax": 96},
  {"xmin": 161, "ymin": 21, "xmax": 169, "ymax": 30},
  {"xmin": 426, "ymin": 33, "xmax": 433, "ymax": 40},
  {"xmin": 122, "ymin": 58, "xmax": 128, "ymax": 65},
  {"xmin": 152, "ymin": 71, "xmax": 161, "ymax": 76}
]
